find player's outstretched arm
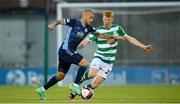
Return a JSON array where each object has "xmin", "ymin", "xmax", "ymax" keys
[
  {"xmin": 93, "ymin": 32, "xmax": 102, "ymax": 38},
  {"xmin": 94, "ymin": 32, "xmax": 125, "ymax": 40},
  {"xmin": 48, "ymin": 19, "xmax": 64, "ymax": 30},
  {"xmin": 77, "ymin": 39, "xmax": 91, "ymax": 50},
  {"xmin": 93, "ymin": 32, "xmax": 111, "ymax": 39},
  {"xmin": 124, "ymin": 34, "xmax": 155, "ymax": 54}
]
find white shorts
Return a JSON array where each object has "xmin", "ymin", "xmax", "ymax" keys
[{"xmin": 90, "ymin": 58, "xmax": 113, "ymax": 79}]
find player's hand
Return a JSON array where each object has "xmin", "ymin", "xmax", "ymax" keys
[
  {"xmin": 107, "ymin": 37, "xmax": 116, "ymax": 45},
  {"xmin": 98, "ymin": 33, "xmax": 108, "ymax": 39},
  {"xmin": 48, "ymin": 20, "xmax": 60, "ymax": 30},
  {"xmin": 48, "ymin": 23, "xmax": 55, "ymax": 30},
  {"xmin": 144, "ymin": 45, "xmax": 155, "ymax": 54}
]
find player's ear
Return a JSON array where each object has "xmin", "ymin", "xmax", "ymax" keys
[{"xmin": 111, "ymin": 17, "xmax": 114, "ymax": 22}]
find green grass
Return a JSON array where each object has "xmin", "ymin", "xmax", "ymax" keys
[{"xmin": 0, "ymin": 85, "xmax": 180, "ymax": 103}]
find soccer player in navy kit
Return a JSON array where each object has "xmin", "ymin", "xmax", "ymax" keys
[{"xmin": 36, "ymin": 9, "xmax": 99, "ymax": 100}]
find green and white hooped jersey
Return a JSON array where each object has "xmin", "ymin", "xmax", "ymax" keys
[{"xmin": 86, "ymin": 24, "xmax": 126, "ymax": 64}]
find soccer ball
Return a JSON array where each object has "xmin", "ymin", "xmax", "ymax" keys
[{"xmin": 80, "ymin": 88, "xmax": 94, "ymax": 100}]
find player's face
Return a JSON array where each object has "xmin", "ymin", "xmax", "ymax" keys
[
  {"xmin": 84, "ymin": 12, "xmax": 94, "ymax": 25},
  {"xmin": 103, "ymin": 16, "xmax": 113, "ymax": 27}
]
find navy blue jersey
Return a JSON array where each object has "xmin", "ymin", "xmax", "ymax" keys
[{"xmin": 60, "ymin": 18, "xmax": 96, "ymax": 53}]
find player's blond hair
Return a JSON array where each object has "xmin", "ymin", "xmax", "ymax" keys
[
  {"xmin": 103, "ymin": 10, "xmax": 114, "ymax": 18},
  {"xmin": 82, "ymin": 9, "xmax": 94, "ymax": 15}
]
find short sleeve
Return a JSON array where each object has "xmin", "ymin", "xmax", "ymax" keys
[
  {"xmin": 63, "ymin": 18, "xmax": 76, "ymax": 27},
  {"xmin": 118, "ymin": 26, "xmax": 126, "ymax": 36},
  {"xmin": 86, "ymin": 34, "xmax": 97, "ymax": 42}
]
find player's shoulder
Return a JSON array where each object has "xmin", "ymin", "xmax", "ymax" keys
[
  {"xmin": 70, "ymin": 17, "xmax": 78, "ymax": 20},
  {"xmin": 112, "ymin": 24, "xmax": 120, "ymax": 27},
  {"xmin": 112, "ymin": 24, "xmax": 124, "ymax": 29},
  {"xmin": 65, "ymin": 18, "xmax": 79, "ymax": 25},
  {"xmin": 96, "ymin": 25, "xmax": 104, "ymax": 29},
  {"xmin": 69, "ymin": 17, "xmax": 79, "ymax": 22}
]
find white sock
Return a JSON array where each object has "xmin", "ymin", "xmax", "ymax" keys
[{"xmin": 73, "ymin": 83, "xmax": 79, "ymax": 87}]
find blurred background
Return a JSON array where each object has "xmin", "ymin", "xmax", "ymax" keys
[{"xmin": 0, "ymin": 0, "xmax": 180, "ymax": 86}]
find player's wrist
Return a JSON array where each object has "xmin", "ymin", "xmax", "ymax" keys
[{"xmin": 142, "ymin": 45, "xmax": 147, "ymax": 50}]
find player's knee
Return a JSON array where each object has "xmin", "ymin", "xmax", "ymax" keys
[
  {"xmin": 55, "ymin": 72, "xmax": 65, "ymax": 80},
  {"xmin": 83, "ymin": 62, "xmax": 89, "ymax": 68},
  {"xmin": 89, "ymin": 73, "xmax": 95, "ymax": 78},
  {"xmin": 80, "ymin": 62, "xmax": 89, "ymax": 68},
  {"xmin": 79, "ymin": 58, "xmax": 89, "ymax": 68},
  {"xmin": 89, "ymin": 70, "xmax": 97, "ymax": 78}
]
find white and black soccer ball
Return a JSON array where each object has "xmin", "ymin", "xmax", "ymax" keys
[{"xmin": 80, "ymin": 88, "xmax": 94, "ymax": 100}]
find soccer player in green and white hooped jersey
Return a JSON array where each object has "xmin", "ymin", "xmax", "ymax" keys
[
  {"xmin": 69, "ymin": 10, "xmax": 155, "ymax": 97},
  {"xmin": 88, "ymin": 24, "xmax": 125, "ymax": 64}
]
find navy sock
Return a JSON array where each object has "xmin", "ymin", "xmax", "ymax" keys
[
  {"xmin": 74, "ymin": 67, "xmax": 87, "ymax": 85},
  {"xmin": 43, "ymin": 75, "xmax": 59, "ymax": 90}
]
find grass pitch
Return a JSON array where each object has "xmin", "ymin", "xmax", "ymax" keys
[{"xmin": 0, "ymin": 85, "xmax": 180, "ymax": 103}]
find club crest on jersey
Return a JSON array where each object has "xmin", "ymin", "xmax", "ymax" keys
[
  {"xmin": 77, "ymin": 31, "xmax": 84, "ymax": 38},
  {"xmin": 84, "ymin": 28, "xmax": 88, "ymax": 32}
]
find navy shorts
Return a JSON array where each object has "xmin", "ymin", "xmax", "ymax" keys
[{"xmin": 58, "ymin": 48, "xmax": 83, "ymax": 73}]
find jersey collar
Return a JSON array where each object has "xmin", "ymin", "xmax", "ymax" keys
[
  {"xmin": 103, "ymin": 24, "xmax": 114, "ymax": 30},
  {"xmin": 80, "ymin": 19, "xmax": 87, "ymax": 28}
]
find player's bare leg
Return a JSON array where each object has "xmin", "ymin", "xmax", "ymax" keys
[
  {"xmin": 90, "ymin": 74, "xmax": 105, "ymax": 89},
  {"xmin": 78, "ymin": 58, "xmax": 90, "ymax": 68},
  {"xmin": 88, "ymin": 68, "xmax": 97, "ymax": 78}
]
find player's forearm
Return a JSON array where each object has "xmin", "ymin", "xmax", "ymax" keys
[
  {"xmin": 77, "ymin": 40, "xmax": 90, "ymax": 50},
  {"xmin": 128, "ymin": 37, "xmax": 146, "ymax": 49},
  {"xmin": 48, "ymin": 19, "xmax": 64, "ymax": 30},
  {"xmin": 94, "ymin": 32, "xmax": 123, "ymax": 40},
  {"xmin": 77, "ymin": 43, "xmax": 86, "ymax": 50},
  {"xmin": 93, "ymin": 32, "xmax": 101, "ymax": 37},
  {"xmin": 52, "ymin": 19, "xmax": 64, "ymax": 25},
  {"xmin": 93, "ymin": 32, "xmax": 109, "ymax": 39}
]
